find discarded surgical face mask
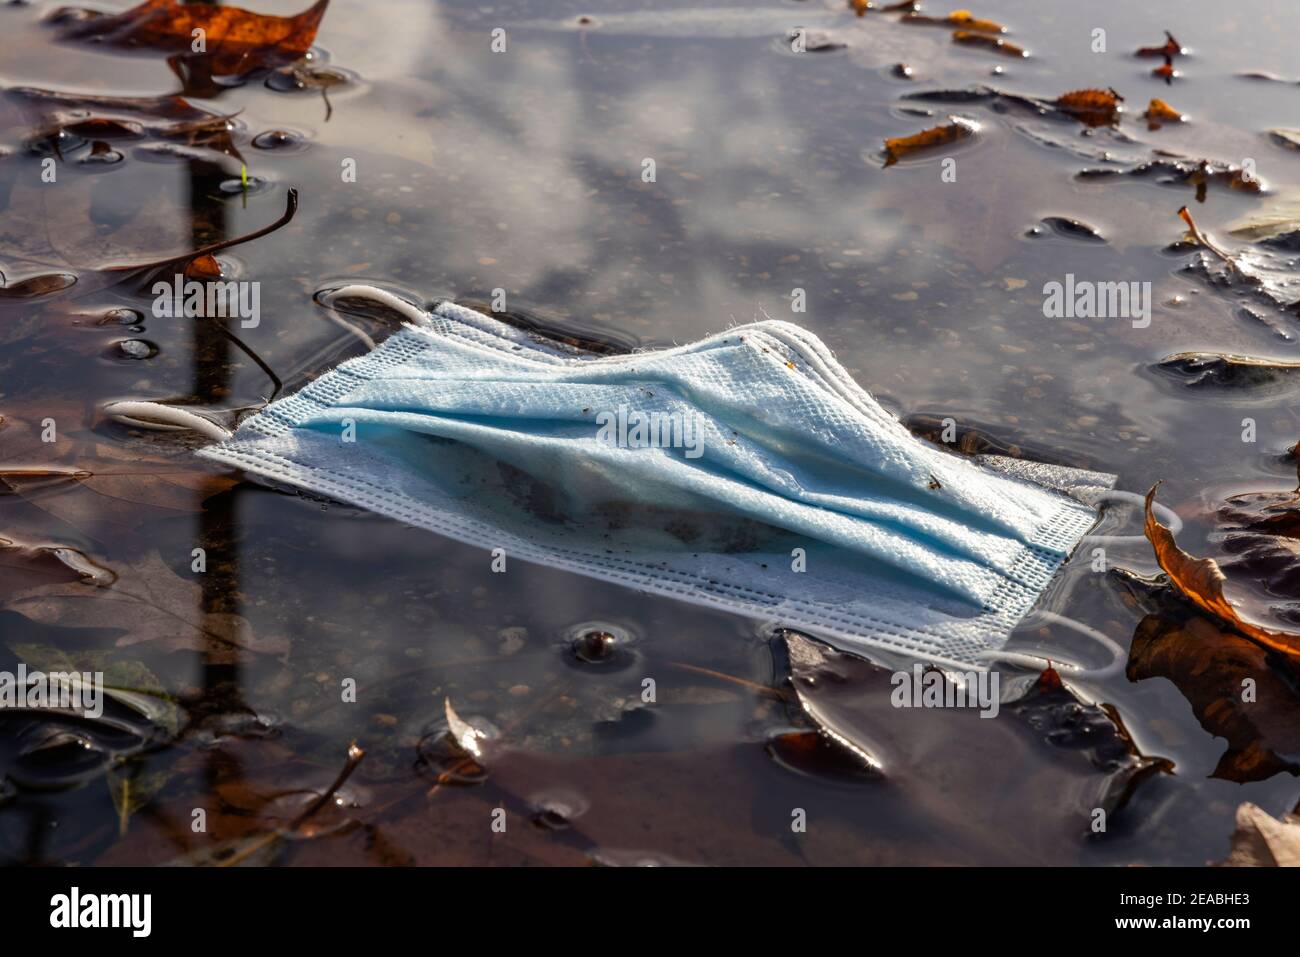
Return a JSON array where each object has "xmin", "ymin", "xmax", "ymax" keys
[{"xmin": 197, "ymin": 286, "xmax": 1116, "ymax": 670}]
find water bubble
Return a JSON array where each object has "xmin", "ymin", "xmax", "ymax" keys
[
  {"xmin": 29, "ymin": 130, "xmax": 84, "ymax": 157},
  {"xmin": 80, "ymin": 141, "xmax": 124, "ymax": 165},
  {"xmin": 528, "ymin": 789, "xmax": 590, "ymax": 830},
  {"xmin": 114, "ymin": 339, "xmax": 158, "ymax": 360},
  {"xmin": 574, "ymin": 630, "xmax": 616, "ymax": 662},
  {"xmin": 415, "ymin": 713, "xmax": 501, "ymax": 786},
  {"xmin": 564, "ymin": 621, "xmax": 638, "ymax": 669},
  {"xmin": 97, "ymin": 306, "xmax": 143, "ymax": 326},
  {"xmin": 252, "ymin": 129, "xmax": 310, "ymax": 152},
  {"xmin": 219, "ymin": 175, "xmax": 270, "ymax": 195}
]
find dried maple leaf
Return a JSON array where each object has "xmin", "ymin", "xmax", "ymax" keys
[
  {"xmin": 53, "ymin": 0, "xmax": 329, "ymax": 79},
  {"xmin": 882, "ymin": 116, "xmax": 978, "ymax": 167},
  {"xmin": 1143, "ymin": 97, "xmax": 1184, "ymax": 130},
  {"xmin": 1055, "ymin": 88, "xmax": 1123, "ymax": 127},
  {"xmin": 1216, "ymin": 802, "xmax": 1300, "ymax": 866},
  {"xmin": 1143, "ymin": 482, "xmax": 1300, "ymax": 662}
]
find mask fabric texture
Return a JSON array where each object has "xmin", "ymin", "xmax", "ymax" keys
[{"xmin": 199, "ymin": 294, "xmax": 1116, "ymax": 669}]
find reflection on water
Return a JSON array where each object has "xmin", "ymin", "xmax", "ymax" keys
[{"xmin": 1, "ymin": 0, "xmax": 1299, "ymax": 864}]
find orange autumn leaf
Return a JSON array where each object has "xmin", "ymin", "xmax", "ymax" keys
[
  {"xmin": 882, "ymin": 117, "xmax": 977, "ymax": 167},
  {"xmin": 952, "ymin": 30, "xmax": 1026, "ymax": 57},
  {"xmin": 946, "ymin": 9, "xmax": 1004, "ymax": 33},
  {"xmin": 184, "ymin": 253, "xmax": 224, "ymax": 281},
  {"xmin": 1055, "ymin": 88, "xmax": 1123, "ymax": 127},
  {"xmin": 1135, "ymin": 30, "xmax": 1184, "ymax": 58},
  {"xmin": 1143, "ymin": 483, "xmax": 1300, "ymax": 663},
  {"xmin": 56, "ymin": 0, "xmax": 329, "ymax": 77},
  {"xmin": 901, "ymin": 9, "xmax": 1004, "ymax": 33},
  {"xmin": 1144, "ymin": 97, "xmax": 1184, "ymax": 130}
]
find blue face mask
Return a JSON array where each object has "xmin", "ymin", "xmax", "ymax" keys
[{"xmin": 185, "ymin": 286, "xmax": 1114, "ymax": 671}]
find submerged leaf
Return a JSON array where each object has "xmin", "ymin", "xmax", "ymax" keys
[
  {"xmin": 1228, "ymin": 192, "xmax": 1300, "ymax": 244},
  {"xmin": 2, "ymin": 550, "xmax": 282, "ymax": 662},
  {"xmin": 1179, "ymin": 204, "xmax": 1300, "ymax": 315},
  {"xmin": 0, "ymin": 539, "xmax": 114, "ymax": 597},
  {"xmin": 1127, "ymin": 611, "xmax": 1300, "ymax": 782},
  {"xmin": 778, "ymin": 633, "xmax": 1167, "ymax": 858}
]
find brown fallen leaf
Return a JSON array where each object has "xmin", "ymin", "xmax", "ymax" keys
[
  {"xmin": 1079, "ymin": 158, "xmax": 1259, "ymax": 204},
  {"xmin": 1135, "ymin": 31, "xmax": 1184, "ymax": 58},
  {"xmin": 780, "ymin": 633, "xmax": 1168, "ymax": 861},
  {"xmin": 1215, "ymin": 802, "xmax": 1300, "ymax": 866},
  {"xmin": 951, "ymin": 30, "xmax": 1026, "ymax": 57},
  {"xmin": 883, "ymin": 116, "xmax": 978, "ymax": 167},
  {"xmin": 1144, "ymin": 97, "xmax": 1184, "ymax": 131},
  {"xmin": 1127, "ymin": 611, "xmax": 1300, "ymax": 782},
  {"xmin": 53, "ymin": 0, "xmax": 330, "ymax": 79},
  {"xmin": 1055, "ymin": 88, "xmax": 1123, "ymax": 127},
  {"xmin": 7, "ymin": 86, "xmax": 244, "ymax": 166},
  {"xmin": 901, "ymin": 9, "xmax": 1004, "ymax": 33},
  {"xmin": 0, "ymin": 410, "xmax": 240, "ymax": 544},
  {"xmin": 1143, "ymin": 482, "xmax": 1300, "ymax": 663}
]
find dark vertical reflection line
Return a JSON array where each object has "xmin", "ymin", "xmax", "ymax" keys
[{"xmin": 181, "ymin": 0, "xmax": 246, "ymax": 800}]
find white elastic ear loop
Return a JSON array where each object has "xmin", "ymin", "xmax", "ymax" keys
[
  {"xmin": 102, "ymin": 401, "xmax": 234, "ymax": 443},
  {"xmin": 1082, "ymin": 488, "xmax": 1182, "ymax": 544},
  {"xmin": 975, "ymin": 610, "xmax": 1126, "ymax": 682},
  {"xmin": 326, "ymin": 284, "xmax": 432, "ymax": 328}
]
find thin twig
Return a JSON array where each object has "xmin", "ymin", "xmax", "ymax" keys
[
  {"xmin": 106, "ymin": 188, "xmax": 299, "ymax": 274},
  {"xmin": 666, "ymin": 660, "xmax": 790, "ymax": 700},
  {"xmin": 218, "ymin": 741, "xmax": 365, "ymax": 867}
]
